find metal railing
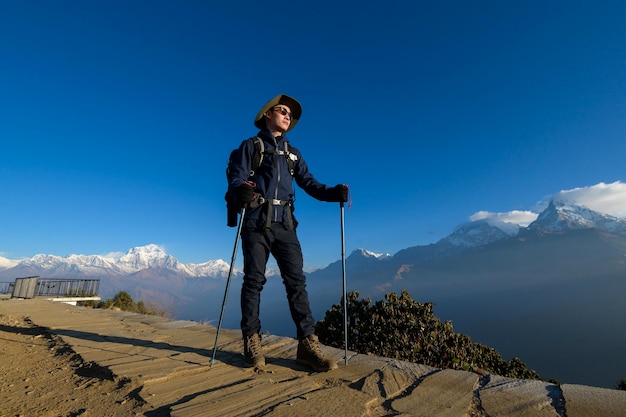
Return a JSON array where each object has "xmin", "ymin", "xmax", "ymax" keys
[
  {"xmin": 7, "ymin": 277, "xmax": 100, "ymax": 299},
  {"xmin": 35, "ymin": 278, "xmax": 100, "ymax": 297},
  {"xmin": 0, "ymin": 282, "xmax": 14, "ymax": 294}
]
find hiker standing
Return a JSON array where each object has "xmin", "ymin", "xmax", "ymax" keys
[{"xmin": 227, "ymin": 94, "xmax": 348, "ymax": 371}]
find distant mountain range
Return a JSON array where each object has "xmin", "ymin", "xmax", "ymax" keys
[
  {"xmin": 302, "ymin": 201, "xmax": 626, "ymax": 389},
  {"xmin": 2, "ymin": 200, "xmax": 624, "ymax": 282},
  {"xmin": 0, "ymin": 244, "xmax": 231, "ymax": 279},
  {"xmin": 2, "ymin": 201, "xmax": 626, "ymax": 389}
]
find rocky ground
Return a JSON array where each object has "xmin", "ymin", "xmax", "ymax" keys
[{"xmin": 0, "ymin": 313, "xmax": 164, "ymax": 417}]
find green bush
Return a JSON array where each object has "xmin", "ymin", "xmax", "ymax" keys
[
  {"xmin": 316, "ymin": 290, "xmax": 541, "ymax": 380},
  {"xmin": 617, "ymin": 378, "xmax": 626, "ymax": 390},
  {"xmin": 78, "ymin": 291, "xmax": 167, "ymax": 317},
  {"xmin": 112, "ymin": 291, "xmax": 135, "ymax": 311}
]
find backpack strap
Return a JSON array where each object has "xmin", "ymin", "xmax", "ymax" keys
[
  {"xmin": 251, "ymin": 137, "xmax": 296, "ymax": 178},
  {"xmin": 249, "ymin": 136, "xmax": 264, "ymax": 177},
  {"xmin": 276, "ymin": 141, "xmax": 295, "ymax": 176},
  {"xmin": 247, "ymin": 137, "xmax": 297, "ymax": 231}
]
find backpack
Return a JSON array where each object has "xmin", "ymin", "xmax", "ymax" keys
[{"xmin": 225, "ymin": 136, "xmax": 295, "ymax": 227}]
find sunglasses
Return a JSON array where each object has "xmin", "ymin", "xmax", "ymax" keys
[{"xmin": 273, "ymin": 106, "xmax": 293, "ymax": 119}]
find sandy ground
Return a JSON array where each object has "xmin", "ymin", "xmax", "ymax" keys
[{"xmin": 0, "ymin": 313, "xmax": 165, "ymax": 417}]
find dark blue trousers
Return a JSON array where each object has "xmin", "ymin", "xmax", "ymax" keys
[{"xmin": 240, "ymin": 220, "xmax": 315, "ymax": 340}]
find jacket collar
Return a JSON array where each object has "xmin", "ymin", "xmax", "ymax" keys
[{"xmin": 258, "ymin": 129, "xmax": 288, "ymax": 146}]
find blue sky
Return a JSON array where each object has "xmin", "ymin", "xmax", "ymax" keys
[{"xmin": 1, "ymin": 1, "xmax": 625, "ymax": 269}]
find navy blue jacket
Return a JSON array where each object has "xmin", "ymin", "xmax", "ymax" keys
[{"xmin": 229, "ymin": 130, "xmax": 335, "ymax": 226}]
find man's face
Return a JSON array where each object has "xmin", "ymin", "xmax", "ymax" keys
[{"xmin": 265, "ymin": 105, "xmax": 292, "ymax": 133}]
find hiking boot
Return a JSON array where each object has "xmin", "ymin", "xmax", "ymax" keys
[
  {"xmin": 243, "ymin": 333, "xmax": 265, "ymax": 368},
  {"xmin": 296, "ymin": 334, "xmax": 338, "ymax": 372}
]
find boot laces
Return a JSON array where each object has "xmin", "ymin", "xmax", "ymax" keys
[
  {"xmin": 246, "ymin": 334, "xmax": 262, "ymax": 356},
  {"xmin": 304, "ymin": 335, "xmax": 322, "ymax": 355}
]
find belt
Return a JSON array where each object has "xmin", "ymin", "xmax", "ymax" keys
[
  {"xmin": 263, "ymin": 198, "xmax": 294, "ymax": 231},
  {"xmin": 269, "ymin": 199, "xmax": 290, "ymax": 206}
]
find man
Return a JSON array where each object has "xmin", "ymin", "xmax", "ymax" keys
[{"xmin": 228, "ymin": 94, "xmax": 348, "ymax": 372}]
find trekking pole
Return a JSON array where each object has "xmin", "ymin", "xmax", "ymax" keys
[
  {"xmin": 210, "ymin": 206, "xmax": 246, "ymax": 367},
  {"xmin": 340, "ymin": 201, "xmax": 349, "ymax": 365}
]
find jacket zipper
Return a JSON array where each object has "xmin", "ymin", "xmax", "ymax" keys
[{"xmin": 272, "ymin": 137, "xmax": 281, "ymax": 222}]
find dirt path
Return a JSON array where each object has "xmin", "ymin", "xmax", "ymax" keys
[{"xmin": 0, "ymin": 313, "xmax": 165, "ymax": 417}]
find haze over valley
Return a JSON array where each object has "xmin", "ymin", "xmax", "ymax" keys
[{"xmin": 3, "ymin": 196, "xmax": 626, "ymax": 389}]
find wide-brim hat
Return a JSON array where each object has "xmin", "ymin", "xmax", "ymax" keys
[{"xmin": 254, "ymin": 94, "xmax": 302, "ymax": 132}]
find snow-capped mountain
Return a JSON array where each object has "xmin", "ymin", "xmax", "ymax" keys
[
  {"xmin": 303, "ymin": 200, "xmax": 626, "ymax": 389},
  {"xmin": 391, "ymin": 217, "xmax": 522, "ymax": 267},
  {"xmin": 185, "ymin": 259, "xmax": 232, "ymax": 278},
  {"xmin": 117, "ymin": 245, "xmax": 187, "ymax": 272},
  {"xmin": 15, "ymin": 253, "xmax": 120, "ymax": 276},
  {"xmin": 357, "ymin": 249, "xmax": 392, "ymax": 260},
  {"xmin": 2, "ymin": 201, "xmax": 623, "ymax": 282},
  {"xmin": 439, "ymin": 220, "xmax": 519, "ymax": 248},
  {"xmin": 0, "ymin": 244, "xmax": 231, "ymax": 279},
  {"xmin": 311, "ymin": 199, "xmax": 626, "ymax": 291},
  {"xmin": 432, "ymin": 200, "xmax": 626, "ymax": 250},
  {"xmin": 527, "ymin": 201, "xmax": 626, "ymax": 234}
]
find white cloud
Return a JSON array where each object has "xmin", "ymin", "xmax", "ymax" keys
[
  {"xmin": 549, "ymin": 181, "xmax": 626, "ymax": 218},
  {"xmin": 469, "ymin": 210, "xmax": 538, "ymax": 227},
  {"xmin": 0, "ymin": 256, "xmax": 19, "ymax": 268},
  {"xmin": 102, "ymin": 251, "xmax": 125, "ymax": 260},
  {"xmin": 467, "ymin": 181, "xmax": 626, "ymax": 229}
]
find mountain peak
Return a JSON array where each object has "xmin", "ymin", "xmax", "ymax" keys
[
  {"xmin": 124, "ymin": 244, "xmax": 166, "ymax": 256},
  {"xmin": 352, "ymin": 248, "xmax": 391, "ymax": 260},
  {"xmin": 440, "ymin": 220, "xmax": 518, "ymax": 248},
  {"xmin": 0, "ymin": 244, "xmax": 228, "ymax": 279},
  {"xmin": 528, "ymin": 201, "xmax": 626, "ymax": 233},
  {"xmin": 118, "ymin": 244, "xmax": 183, "ymax": 271}
]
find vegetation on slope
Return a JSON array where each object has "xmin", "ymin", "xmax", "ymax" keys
[
  {"xmin": 78, "ymin": 291, "xmax": 168, "ymax": 317},
  {"xmin": 81, "ymin": 289, "xmax": 626, "ymax": 389},
  {"xmin": 316, "ymin": 290, "xmax": 542, "ymax": 380}
]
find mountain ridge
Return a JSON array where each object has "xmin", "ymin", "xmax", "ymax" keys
[
  {"xmin": 2, "ymin": 201, "xmax": 626, "ymax": 281},
  {"xmin": 0, "ymin": 244, "xmax": 231, "ymax": 279}
]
